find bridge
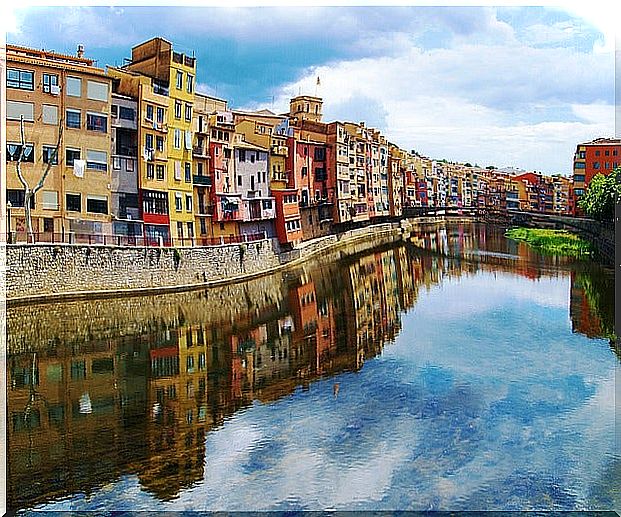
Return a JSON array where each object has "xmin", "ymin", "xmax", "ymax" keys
[{"xmin": 402, "ymin": 206, "xmax": 614, "ymax": 265}]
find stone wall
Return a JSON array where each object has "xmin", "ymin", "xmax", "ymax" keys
[
  {"xmin": 7, "ymin": 238, "xmax": 281, "ymax": 300},
  {"xmin": 5, "ymin": 218, "xmax": 446, "ymax": 303}
]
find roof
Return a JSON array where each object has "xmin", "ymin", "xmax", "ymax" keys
[{"xmin": 234, "ymin": 140, "xmax": 269, "ymax": 152}]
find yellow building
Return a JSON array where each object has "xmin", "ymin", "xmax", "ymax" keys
[
  {"xmin": 192, "ymin": 93, "xmax": 228, "ymax": 240},
  {"xmin": 107, "ymin": 66, "xmax": 171, "ymax": 244},
  {"xmin": 124, "ymin": 37, "xmax": 197, "ymax": 244},
  {"xmin": 6, "ymin": 44, "xmax": 112, "ymax": 240}
]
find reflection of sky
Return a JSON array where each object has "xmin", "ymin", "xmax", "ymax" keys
[{"xmin": 33, "ymin": 270, "xmax": 619, "ymax": 512}]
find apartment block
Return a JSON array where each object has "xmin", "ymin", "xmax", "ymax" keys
[
  {"xmin": 572, "ymin": 138, "xmax": 621, "ymax": 214},
  {"xmin": 7, "ymin": 44, "xmax": 112, "ymax": 239},
  {"xmin": 124, "ymin": 37, "xmax": 197, "ymax": 244}
]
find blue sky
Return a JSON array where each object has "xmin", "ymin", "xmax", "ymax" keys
[{"xmin": 6, "ymin": 5, "xmax": 615, "ymax": 174}]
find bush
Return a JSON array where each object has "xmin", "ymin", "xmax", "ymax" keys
[{"xmin": 578, "ymin": 168, "xmax": 620, "ymax": 221}]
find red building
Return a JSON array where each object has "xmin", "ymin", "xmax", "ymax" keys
[
  {"xmin": 272, "ymin": 189, "xmax": 302, "ymax": 247},
  {"xmin": 573, "ymin": 138, "xmax": 621, "ymax": 215}
]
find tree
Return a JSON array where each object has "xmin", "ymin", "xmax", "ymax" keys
[
  {"xmin": 14, "ymin": 115, "xmax": 63, "ymax": 240},
  {"xmin": 578, "ymin": 168, "xmax": 621, "ymax": 221},
  {"xmin": 464, "ymin": 162, "xmax": 473, "ymax": 167}
]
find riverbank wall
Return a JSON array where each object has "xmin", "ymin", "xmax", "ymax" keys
[
  {"xmin": 6, "ymin": 218, "xmax": 427, "ymax": 305},
  {"xmin": 509, "ymin": 212, "xmax": 615, "ymax": 265}
]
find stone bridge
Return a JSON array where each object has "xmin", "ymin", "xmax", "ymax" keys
[{"xmin": 403, "ymin": 206, "xmax": 614, "ymax": 265}]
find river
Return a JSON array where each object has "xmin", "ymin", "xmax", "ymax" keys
[{"xmin": 6, "ymin": 222, "xmax": 619, "ymax": 512}]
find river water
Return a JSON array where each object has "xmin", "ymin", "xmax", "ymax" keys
[{"xmin": 6, "ymin": 222, "xmax": 619, "ymax": 512}]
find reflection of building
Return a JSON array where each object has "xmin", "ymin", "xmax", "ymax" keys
[
  {"xmin": 569, "ymin": 270, "xmax": 604, "ymax": 339},
  {"xmin": 10, "ymin": 226, "xmax": 558, "ymax": 512}
]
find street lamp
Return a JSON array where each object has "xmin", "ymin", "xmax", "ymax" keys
[{"xmin": 7, "ymin": 201, "xmax": 12, "ymax": 244}]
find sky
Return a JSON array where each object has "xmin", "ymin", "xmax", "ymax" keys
[{"xmin": 4, "ymin": 3, "xmax": 616, "ymax": 175}]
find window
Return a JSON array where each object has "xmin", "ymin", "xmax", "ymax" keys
[
  {"xmin": 86, "ymin": 149, "xmax": 107, "ymax": 171},
  {"xmin": 66, "ymin": 109, "xmax": 81, "ymax": 129},
  {"xmin": 573, "ymin": 174, "xmax": 585, "ymax": 182},
  {"xmin": 87, "ymin": 80, "xmax": 108, "ymax": 101},
  {"xmin": 142, "ymin": 190, "xmax": 168, "ymax": 215},
  {"xmin": 86, "ymin": 196, "xmax": 108, "ymax": 214},
  {"xmin": 614, "ymin": 150, "xmax": 618, "ymax": 156},
  {"xmin": 595, "ymin": 150, "xmax": 600, "ymax": 156},
  {"xmin": 237, "ymin": 175, "xmax": 242, "ymax": 186},
  {"xmin": 574, "ymin": 188, "xmax": 584, "ymax": 196},
  {"xmin": 42, "ymin": 191, "xmax": 59, "ymax": 210},
  {"xmin": 177, "ymin": 222, "xmax": 184, "ymax": 239},
  {"xmin": 66, "ymin": 193, "xmax": 81, "ymax": 212},
  {"xmin": 7, "ymin": 143, "xmax": 34, "ymax": 162},
  {"xmin": 42, "ymin": 73, "xmax": 59, "ymax": 93},
  {"xmin": 146, "ymin": 104, "xmax": 154, "ymax": 121},
  {"xmin": 239, "ymin": 149, "xmax": 246, "ymax": 162},
  {"xmin": 157, "ymin": 107, "xmax": 165, "ymax": 124},
  {"xmin": 314, "ymin": 147, "xmax": 325, "ymax": 160},
  {"xmin": 605, "ymin": 162, "xmax": 610, "ymax": 169},
  {"xmin": 176, "ymin": 70, "xmax": 183, "ymax": 89},
  {"xmin": 185, "ymin": 103, "xmax": 192, "ymax": 121},
  {"xmin": 302, "ymin": 166, "xmax": 308, "ymax": 176},
  {"xmin": 185, "ymin": 162, "xmax": 191, "ymax": 183},
  {"xmin": 174, "ymin": 161, "xmax": 182, "ymax": 180},
  {"xmin": 574, "ymin": 162, "xmax": 585, "ymax": 169},
  {"xmin": 156, "ymin": 136, "xmax": 164, "ymax": 152},
  {"xmin": 174, "ymin": 129, "xmax": 181, "ymax": 149},
  {"xmin": 156, "ymin": 164, "xmax": 165, "ymax": 180},
  {"xmin": 605, "ymin": 150, "xmax": 610, "ymax": 156},
  {"xmin": 113, "ymin": 156, "xmax": 122, "ymax": 170},
  {"xmin": 87, "ymin": 113, "xmax": 107, "ymax": 132},
  {"xmin": 8, "ymin": 68, "xmax": 34, "ymax": 90},
  {"xmin": 175, "ymin": 193, "xmax": 183, "ymax": 212},
  {"xmin": 187, "ymin": 222, "xmax": 194, "ymax": 238},
  {"xmin": 7, "ymin": 189, "xmax": 35, "ymax": 208},
  {"xmin": 593, "ymin": 161, "xmax": 600, "ymax": 169},
  {"xmin": 42, "ymin": 145, "xmax": 59, "ymax": 165},
  {"xmin": 147, "ymin": 163, "xmax": 155, "ymax": 179},
  {"xmin": 186, "ymin": 194, "xmax": 193, "ymax": 212},
  {"xmin": 111, "ymin": 105, "xmax": 118, "ymax": 118},
  {"xmin": 224, "ymin": 147, "xmax": 231, "ymax": 158},
  {"xmin": 187, "ymin": 74, "xmax": 194, "ymax": 93},
  {"xmin": 119, "ymin": 106, "xmax": 135, "ymax": 121},
  {"xmin": 7, "ymin": 100, "xmax": 34, "ymax": 121},
  {"xmin": 175, "ymin": 100, "xmax": 182, "ymax": 119},
  {"xmin": 66, "ymin": 148, "xmax": 81, "ymax": 166},
  {"xmin": 250, "ymin": 153, "xmax": 255, "ymax": 163},
  {"xmin": 66, "ymin": 76, "xmax": 82, "ymax": 97},
  {"xmin": 200, "ymin": 218, "xmax": 207, "ymax": 235},
  {"xmin": 145, "ymin": 133, "xmax": 154, "ymax": 150},
  {"xmin": 42, "ymin": 104, "xmax": 58, "ymax": 125}
]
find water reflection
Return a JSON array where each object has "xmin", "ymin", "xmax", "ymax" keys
[{"xmin": 6, "ymin": 222, "xmax": 617, "ymax": 512}]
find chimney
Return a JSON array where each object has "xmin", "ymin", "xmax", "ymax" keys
[{"xmin": 77, "ymin": 44, "xmax": 85, "ymax": 58}]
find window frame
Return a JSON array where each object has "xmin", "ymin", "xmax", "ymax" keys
[{"xmin": 7, "ymin": 68, "xmax": 34, "ymax": 90}]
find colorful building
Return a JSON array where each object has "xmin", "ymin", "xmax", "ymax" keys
[
  {"xmin": 7, "ymin": 44, "xmax": 113, "ymax": 239},
  {"xmin": 572, "ymin": 138, "xmax": 621, "ymax": 215}
]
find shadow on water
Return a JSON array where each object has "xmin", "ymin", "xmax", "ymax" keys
[{"xmin": 6, "ymin": 221, "xmax": 617, "ymax": 512}]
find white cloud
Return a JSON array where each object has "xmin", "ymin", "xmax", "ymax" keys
[{"xmin": 272, "ymin": 38, "xmax": 613, "ymax": 173}]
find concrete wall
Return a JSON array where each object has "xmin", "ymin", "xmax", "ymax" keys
[{"xmin": 7, "ymin": 237, "xmax": 281, "ymax": 300}]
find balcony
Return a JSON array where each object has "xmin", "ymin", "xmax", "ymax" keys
[
  {"xmin": 271, "ymin": 145, "xmax": 289, "ymax": 157},
  {"xmin": 193, "ymin": 175, "xmax": 212, "ymax": 186},
  {"xmin": 193, "ymin": 146, "xmax": 208, "ymax": 157}
]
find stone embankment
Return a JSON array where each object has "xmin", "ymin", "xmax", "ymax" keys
[{"xmin": 6, "ymin": 219, "xmax": 419, "ymax": 304}]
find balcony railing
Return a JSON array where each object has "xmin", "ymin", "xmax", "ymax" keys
[
  {"xmin": 7, "ymin": 230, "xmax": 266, "ymax": 247},
  {"xmin": 193, "ymin": 175, "xmax": 212, "ymax": 186}
]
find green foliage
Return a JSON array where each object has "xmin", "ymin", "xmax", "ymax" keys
[
  {"xmin": 505, "ymin": 227, "xmax": 593, "ymax": 257},
  {"xmin": 578, "ymin": 168, "xmax": 621, "ymax": 221},
  {"xmin": 575, "ymin": 270, "xmax": 617, "ymax": 343}
]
